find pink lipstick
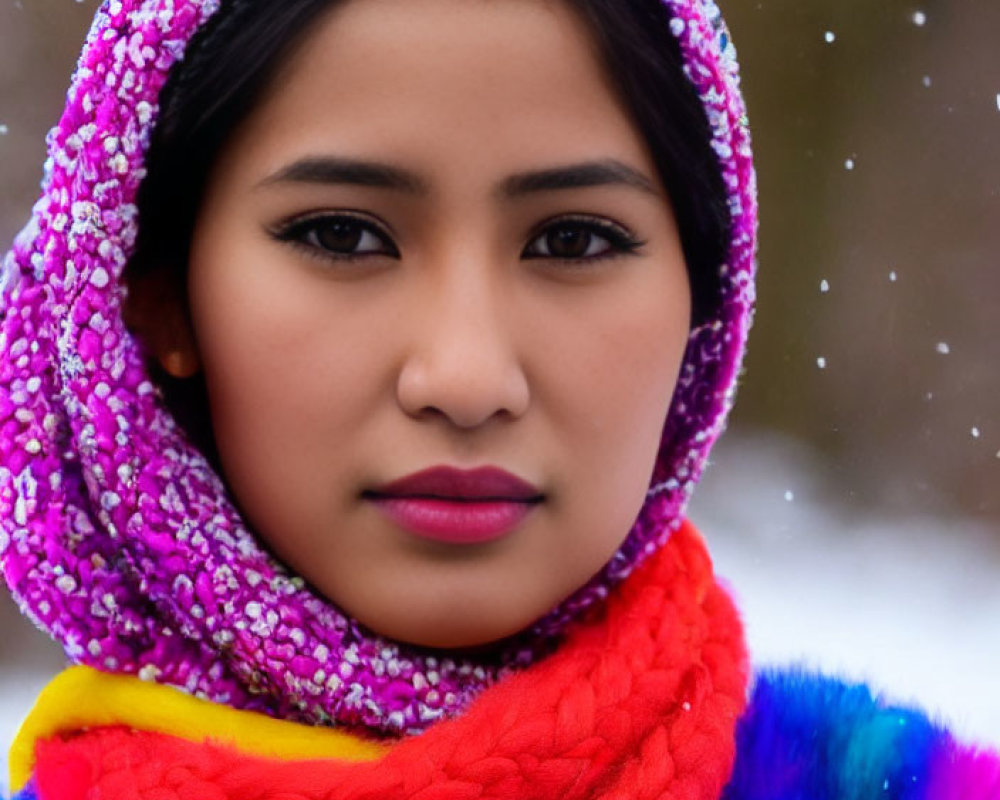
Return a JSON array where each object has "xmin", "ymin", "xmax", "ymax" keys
[{"xmin": 365, "ymin": 466, "xmax": 542, "ymax": 544}]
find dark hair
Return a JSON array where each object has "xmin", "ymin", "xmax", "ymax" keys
[{"xmin": 128, "ymin": 0, "xmax": 730, "ymax": 446}]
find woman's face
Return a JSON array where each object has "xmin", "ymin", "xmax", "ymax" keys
[{"xmin": 176, "ymin": 0, "xmax": 691, "ymax": 648}]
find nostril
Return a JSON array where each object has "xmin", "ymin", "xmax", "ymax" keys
[{"xmin": 395, "ymin": 354, "xmax": 530, "ymax": 429}]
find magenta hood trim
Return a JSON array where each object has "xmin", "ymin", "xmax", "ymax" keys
[{"xmin": 0, "ymin": 0, "xmax": 756, "ymax": 734}]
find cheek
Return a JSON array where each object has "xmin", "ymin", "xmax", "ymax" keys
[
  {"xmin": 185, "ymin": 226, "xmax": 385, "ymax": 527},
  {"xmin": 524, "ymin": 262, "xmax": 691, "ymax": 572},
  {"xmin": 540, "ymin": 272, "xmax": 690, "ymax": 485},
  {"xmin": 582, "ymin": 316, "xmax": 688, "ymax": 521}
]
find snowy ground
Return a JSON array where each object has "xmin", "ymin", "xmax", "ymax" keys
[
  {"xmin": 691, "ymin": 434, "xmax": 1000, "ymax": 745},
  {"xmin": 2, "ymin": 434, "xmax": 998, "ymax": 792}
]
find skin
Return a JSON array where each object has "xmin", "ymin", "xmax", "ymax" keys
[{"xmin": 139, "ymin": 0, "xmax": 692, "ymax": 649}]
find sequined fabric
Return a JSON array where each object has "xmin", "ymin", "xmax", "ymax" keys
[{"xmin": 0, "ymin": 0, "xmax": 757, "ymax": 735}]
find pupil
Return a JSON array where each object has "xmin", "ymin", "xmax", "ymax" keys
[
  {"xmin": 318, "ymin": 219, "xmax": 362, "ymax": 252},
  {"xmin": 548, "ymin": 225, "xmax": 589, "ymax": 258}
]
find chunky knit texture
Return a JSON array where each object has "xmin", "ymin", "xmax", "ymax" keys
[
  {"xmin": 0, "ymin": 0, "xmax": 756, "ymax": 735},
  {"xmin": 7, "ymin": 666, "xmax": 388, "ymax": 793},
  {"xmin": 14, "ymin": 671, "xmax": 1000, "ymax": 799},
  {"xmin": 11, "ymin": 540, "xmax": 1000, "ymax": 799},
  {"xmin": 21, "ymin": 522, "xmax": 750, "ymax": 800}
]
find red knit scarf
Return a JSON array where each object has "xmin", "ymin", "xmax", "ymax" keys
[{"xmin": 32, "ymin": 521, "xmax": 748, "ymax": 800}]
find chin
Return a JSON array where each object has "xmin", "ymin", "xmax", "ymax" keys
[{"xmin": 361, "ymin": 609, "xmax": 538, "ymax": 652}]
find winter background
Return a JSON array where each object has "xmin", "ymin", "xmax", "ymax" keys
[{"xmin": 1, "ymin": 0, "xmax": 999, "ymax": 792}]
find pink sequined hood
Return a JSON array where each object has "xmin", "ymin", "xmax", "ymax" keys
[{"xmin": 0, "ymin": 0, "xmax": 756, "ymax": 735}]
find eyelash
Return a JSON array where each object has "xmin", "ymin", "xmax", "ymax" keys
[
  {"xmin": 269, "ymin": 212, "xmax": 646, "ymax": 267},
  {"xmin": 523, "ymin": 215, "xmax": 646, "ymax": 265},
  {"xmin": 270, "ymin": 212, "xmax": 400, "ymax": 264}
]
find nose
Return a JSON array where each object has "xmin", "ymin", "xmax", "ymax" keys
[{"xmin": 395, "ymin": 267, "xmax": 530, "ymax": 430}]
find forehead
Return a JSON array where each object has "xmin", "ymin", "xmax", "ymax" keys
[{"xmin": 220, "ymin": 0, "xmax": 656, "ymax": 187}]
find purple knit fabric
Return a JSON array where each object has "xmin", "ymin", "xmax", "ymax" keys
[{"xmin": 0, "ymin": 0, "xmax": 756, "ymax": 735}]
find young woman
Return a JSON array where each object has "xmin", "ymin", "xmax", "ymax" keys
[{"xmin": 1, "ymin": 0, "xmax": 996, "ymax": 797}]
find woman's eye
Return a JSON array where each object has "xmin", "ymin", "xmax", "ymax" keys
[
  {"xmin": 272, "ymin": 214, "xmax": 398, "ymax": 261},
  {"xmin": 522, "ymin": 218, "xmax": 643, "ymax": 263}
]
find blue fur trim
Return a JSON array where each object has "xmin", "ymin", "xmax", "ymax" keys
[{"xmin": 723, "ymin": 668, "xmax": 941, "ymax": 800}]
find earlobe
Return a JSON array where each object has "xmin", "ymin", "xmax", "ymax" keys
[
  {"xmin": 147, "ymin": 304, "xmax": 203, "ymax": 379},
  {"xmin": 123, "ymin": 265, "xmax": 202, "ymax": 379},
  {"xmin": 160, "ymin": 347, "xmax": 201, "ymax": 379}
]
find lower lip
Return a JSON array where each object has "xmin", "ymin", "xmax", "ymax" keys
[{"xmin": 369, "ymin": 496, "xmax": 537, "ymax": 544}]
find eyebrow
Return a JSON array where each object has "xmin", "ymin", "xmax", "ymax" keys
[
  {"xmin": 500, "ymin": 160, "xmax": 657, "ymax": 197},
  {"xmin": 255, "ymin": 156, "xmax": 658, "ymax": 198}
]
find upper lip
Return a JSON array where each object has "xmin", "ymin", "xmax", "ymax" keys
[{"xmin": 367, "ymin": 466, "xmax": 543, "ymax": 502}]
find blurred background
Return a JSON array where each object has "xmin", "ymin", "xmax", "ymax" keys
[{"xmin": 1, "ymin": 0, "xmax": 998, "ymax": 783}]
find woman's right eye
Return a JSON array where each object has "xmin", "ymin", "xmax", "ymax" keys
[{"xmin": 271, "ymin": 213, "xmax": 400, "ymax": 262}]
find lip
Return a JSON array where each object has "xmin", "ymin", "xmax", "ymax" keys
[
  {"xmin": 371, "ymin": 465, "xmax": 543, "ymax": 501},
  {"xmin": 365, "ymin": 466, "xmax": 543, "ymax": 544}
]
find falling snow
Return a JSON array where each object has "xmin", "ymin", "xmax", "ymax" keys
[
  {"xmin": 936, "ymin": 342, "xmax": 951, "ymax": 355},
  {"xmin": 0, "ymin": 124, "xmax": 8, "ymax": 136},
  {"xmin": 820, "ymin": 279, "xmax": 830, "ymax": 293},
  {"xmin": 923, "ymin": 76, "xmax": 932, "ymax": 88},
  {"xmin": 912, "ymin": 11, "xmax": 927, "ymax": 26},
  {"xmin": 784, "ymin": 490, "xmax": 795, "ymax": 502},
  {"xmin": 688, "ymin": 436, "xmax": 1000, "ymax": 746},
  {"xmin": 817, "ymin": 357, "xmax": 828, "ymax": 369},
  {"xmin": 889, "ymin": 270, "xmax": 898, "ymax": 282},
  {"xmin": 845, "ymin": 158, "xmax": 855, "ymax": 171},
  {"xmin": 824, "ymin": 31, "xmax": 836, "ymax": 44},
  {"xmin": 972, "ymin": 427, "xmax": 981, "ymax": 439}
]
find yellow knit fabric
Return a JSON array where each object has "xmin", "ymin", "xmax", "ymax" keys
[{"xmin": 8, "ymin": 666, "xmax": 387, "ymax": 793}]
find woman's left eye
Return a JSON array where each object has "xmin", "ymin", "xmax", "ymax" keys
[{"xmin": 522, "ymin": 217, "xmax": 644, "ymax": 263}]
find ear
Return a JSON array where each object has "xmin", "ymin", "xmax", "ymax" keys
[
  {"xmin": 123, "ymin": 266, "xmax": 202, "ymax": 379},
  {"xmin": 160, "ymin": 347, "xmax": 200, "ymax": 380}
]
